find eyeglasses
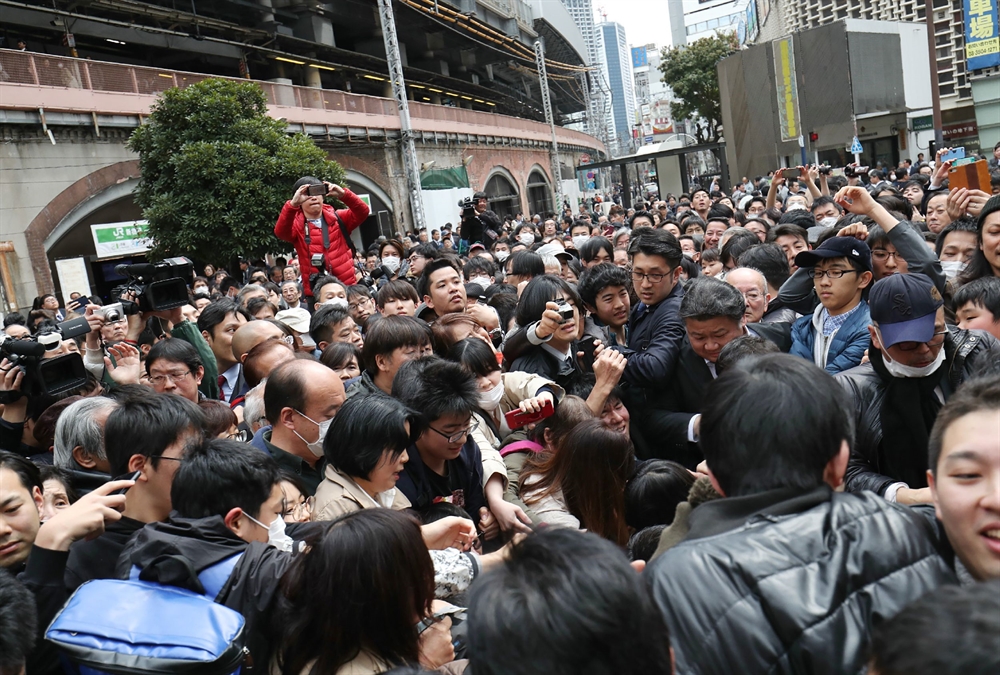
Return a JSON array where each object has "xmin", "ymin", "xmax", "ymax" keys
[
  {"xmin": 283, "ymin": 496, "xmax": 315, "ymax": 520},
  {"xmin": 227, "ymin": 429, "xmax": 250, "ymax": 442},
  {"xmin": 348, "ymin": 299, "xmax": 373, "ymax": 311},
  {"xmin": 742, "ymin": 291, "xmax": 764, "ymax": 302},
  {"xmin": 428, "ymin": 418, "xmax": 479, "ymax": 444},
  {"xmin": 629, "ymin": 267, "xmax": 675, "ymax": 284},
  {"xmin": 871, "ymin": 250, "xmax": 902, "ymax": 262},
  {"xmin": 407, "ymin": 255, "xmax": 426, "ymax": 263},
  {"xmin": 148, "ymin": 370, "xmax": 193, "ymax": 385},
  {"xmin": 808, "ymin": 269, "xmax": 860, "ymax": 280},
  {"xmin": 894, "ymin": 330, "xmax": 948, "ymax": 352}
]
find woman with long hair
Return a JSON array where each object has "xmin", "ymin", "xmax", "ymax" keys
[
  {"xmin": 956, "ymin": 194, "xmax": 1000, "ymax": 286},
  {"xmin": 518, "ymin": 418, "xmax": 634, "ymax": 546},
  {"xmin": 275, "ymin": 509, "xmax": 455, "ymax": 674}
]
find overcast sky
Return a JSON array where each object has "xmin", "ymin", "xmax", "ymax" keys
[{"xmin": 596, "ymin": 0, "xmax": 682, "ymax": 51}]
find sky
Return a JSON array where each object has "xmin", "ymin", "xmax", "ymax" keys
[{"xmin": 596, "ymin": 0, "xmax": 684, "ymax": 51}]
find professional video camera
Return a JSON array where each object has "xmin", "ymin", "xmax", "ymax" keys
[
  {"xmin": 0, "ymin": 317, "xmax": 91, "ymax": 399},
  {"xmin": 113, "ymin": 257, "xmax": 193, "ymax": 314},
  {"xmin": 458, "ymin": 196, "xmax": 477, "ymax": 219}
]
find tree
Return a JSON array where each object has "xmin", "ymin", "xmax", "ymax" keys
[
  {"xmin": 127, "ymin": 78, "xmax": 345, "ymax": 265},
  {"xmin": 658, "ymin": 32, "xmax": 739, "ymax": 144}
]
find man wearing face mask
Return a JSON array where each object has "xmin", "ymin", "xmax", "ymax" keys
[
  {"xmin": 460, "ymin": 191, "xmax": 502, "ymax": 253},
  {"xmin": 117, "ymin": 439, "xmax": 297, "ymax": 668},
  {"xmin": 839, "ymin": 273, "xmax": 1000, "ymax": 505},
  {"xmin": 260, "ymin": 359, "xmax": 346, "ymax": 494}
]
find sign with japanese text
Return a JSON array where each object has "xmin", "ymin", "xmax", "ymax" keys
[
  {"xmin": 965, "ymin": 0, "xmax": 1000, "ymax": 70},
  {"xmin": 90, "ymin": 220, "xmax": 151, "ymax": 259}
]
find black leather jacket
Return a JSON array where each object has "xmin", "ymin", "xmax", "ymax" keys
[
  {"xmin": 646, "ymin": 486, "xmax": 956, "ymax": 675},
  {"xmin": 839, "ymin": 327, "xmax": 1000, "ymax": 496}
]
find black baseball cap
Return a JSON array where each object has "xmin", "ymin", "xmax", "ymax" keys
[
  {"xmin": 794, "ymin": 237, "xmax": 872, "ymax": 273},
  {"xmin": 869, "ymin": 273, "xmax": 944, "ymax": 348}
]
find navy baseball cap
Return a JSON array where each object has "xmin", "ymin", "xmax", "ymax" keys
[
  {"xmin": 869, "ymin": 273, "xmax": 944, "ymax": 348},
  {"xmin": 794, "ymin": 237, "xmax": 873, "ymax": 273}
]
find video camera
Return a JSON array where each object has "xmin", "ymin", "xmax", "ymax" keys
[
  {"xmin": 0, "ymin": 317, "xmax": 91, "ymax": 399},
  {"xmin": 458, "ymin": 196, "xmax": 477, "ymax": 219},
  {"xmin": 112, "ymin": 257, "xmax": 193, "ymax": 314},
  {"xmin": 844, "ymin": 165, "xmax": 870, "ymax": 179}
]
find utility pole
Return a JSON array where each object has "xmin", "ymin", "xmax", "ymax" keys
[
  {"xmin": 925, "ymin": 0, "xmax": 943, "ymax": 153},
  {"xmin": 535, "ymin": 39, "xmax": 563, "ymax": 215},
  {"xmin": 376, "ymin": 0, "xmax": 426, "ymax": 234}
]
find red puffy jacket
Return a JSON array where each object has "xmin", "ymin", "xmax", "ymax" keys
[{"xmin": 273, "ymin": 189, "xmax": 370, "ymax": 296}]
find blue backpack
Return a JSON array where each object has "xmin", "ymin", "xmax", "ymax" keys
[{"xmin": 46, "ymin": 553, "xmax": 247, "ymax": 675}]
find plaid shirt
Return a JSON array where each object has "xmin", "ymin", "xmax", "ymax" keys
[{"xmin": 821, "ymin": 302, "xmax": 865, "ymax": 337}]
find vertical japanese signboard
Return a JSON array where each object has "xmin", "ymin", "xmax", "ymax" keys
[
  {"xmin": 773, "ymin": 36, "xmax": 801, "ymax": 142},
  {"xmin": 965, "ymin": 0, "xmax": 1000, "ymax": 70}
]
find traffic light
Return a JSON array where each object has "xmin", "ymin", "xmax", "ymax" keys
[{"xmin": 808, "ymin": 131, "xmax": 819, "ymax": 142}]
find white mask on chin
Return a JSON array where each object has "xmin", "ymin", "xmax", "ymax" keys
[{"xmin": 877, "ymin": 327, "xmax": 947, "ymax": 378}]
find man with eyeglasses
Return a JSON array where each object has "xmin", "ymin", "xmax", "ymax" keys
[
  {"xmin": 840, "ymin": 272, "xmax": 1000, "ymax": 505},
  {"xmin": 393, "ymin": 358, "xmax": 495, "ymax": 536}
]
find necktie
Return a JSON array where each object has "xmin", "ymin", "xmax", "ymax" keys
[{"xmin": 218, "ymin": 375, "xmax": 226, "ymax": 401}]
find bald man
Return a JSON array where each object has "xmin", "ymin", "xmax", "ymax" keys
[
  {"xmin": 226, "ymin": 320, "xmax": 289, "ymax": 407},
  {"xmin": 261, "ymin": 359, "xmax": 346, "ymax": 493},
  {"xmin": 726, "ymin": 267, "xmax": 771, "ymax": 324}
]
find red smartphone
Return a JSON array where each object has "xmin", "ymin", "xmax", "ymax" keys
[{"xmin": 505, "ymin": 400, "xmax": 554, "ymax": 430}]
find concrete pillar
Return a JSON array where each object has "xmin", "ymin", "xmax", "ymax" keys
[{"xmin": 304, "ymin": 66, "xmax": 322, "ymax": 88}]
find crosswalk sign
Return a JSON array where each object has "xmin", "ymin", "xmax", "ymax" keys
[{"xmin": 850, "ymin": 137, "xmax": 863, "ymax": 154}]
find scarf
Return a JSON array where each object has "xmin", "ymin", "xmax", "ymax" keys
[{"xmin": 869, "ymin": 348, "xmax": 946, "ymax": 488}]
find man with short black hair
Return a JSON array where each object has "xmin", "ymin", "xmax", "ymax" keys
[
  {"xmin": 468, "ymin": 528, "xmax": 674, "ymax": 675},
  {"xmin": 348, "ymin": 315, "xmax": 433, "ymax": 398},
  {"xmin": 417, "ymin": 258, "xmax": 499, "ymax": 331},
  {"xmin": 690, "ymin": 187, "xmax": 711, "ymax": 221},
  {"xmin": 197, "ymin": 299, "xmax": 251, "ymax": 402},
  {"xmin": 0, "ymin": 567, "xmax": 36, "ymax": 675},
  {"xmin": 647, "ymin": 354, "xmax": 956, "ymax": 675},
  {"xmin": 577, "ymin": 263, "xmax": 630, "ymax": 346},
  {"xmin": 262, "ymin": 359, "xmax": 346, "ymax": 494},
  {"xmin": 309, "ymin": 304, "xmax": 363, "ymax": 352}
]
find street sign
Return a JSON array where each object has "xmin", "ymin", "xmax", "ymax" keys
[
  {"xmin": 912, "ymin": 115, "xmax": 934, "ymax": 131},
  {"xmin": 850, "ymin": 137, "xmax": 863, "ymax": 154},
  {"xmin": 90, "ymin": 221, "xmax": 151, "ymax": 259}
]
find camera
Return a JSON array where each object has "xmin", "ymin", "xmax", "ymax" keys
[
  {"xmin": 97, "ymin": 303, "xmax": 125, "ymax": 324},
  {"xmin": 458, "ymin": 196, "xmax": 477, "ymax": 218},
  {"xmin": 554, "ymin": 299, "xmax": 574, "ymax": 323},
  {"xmin": 0, "ymin": 317, "xmax": 91, "ymax": 399},
  {"xmin": 306, "ymin": 183, "xmax": 328, "ymax": 197},
  {"xmin": 818, "ymin": 165, "xmax": 832, "ymax": 176},
  {"xmin": 844, "ymin": 165, "xmax": 870, "ymax": 178},
  {"xmin": 113, "ymin": 257, "xmax": 193, "ymax": 313},
  {"xmin": 310, "ymin": 253, "xmax": 325, "ymax": 272}
]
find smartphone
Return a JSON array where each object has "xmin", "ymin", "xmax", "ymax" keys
[
  {"xmin": 948, "ymin": 159, "xmax": 991, "ymax": 192},
  {"xmin": 111, "ymin": 470, "xmax": 141, "ymax": 495},
  {"xmin": 505, "ymin": 400, "xmax": 555, "ymax": 430},
  {"xmin": 940, "ymin": 147, "xmax": 966, "ymax": 163},
  {"xmin": 781, "ymin": 168, "xmax": 799, "ymax": 180},
  {"xmin": 66, "ymin": 298, "xmax": 83, "ymax": 312},
  {"xmin": 306, "ymin": 183, "xmax": 327, "ymax": 197},
  {"xmin": 577, "ymin": 337, "xmax": 598, "ymax": 372}
]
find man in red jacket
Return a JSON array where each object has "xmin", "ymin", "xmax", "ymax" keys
[{"xmin": 274, "ymin": 176, "xmax": 370, "ymax": 297}]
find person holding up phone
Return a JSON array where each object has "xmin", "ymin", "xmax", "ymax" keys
[{"xmin": 273, "ymin": 176, "xmax": 370, "ymax": 301}]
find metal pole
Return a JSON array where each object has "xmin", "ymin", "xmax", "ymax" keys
[
  {"xmin": 534, "ymin": 39, "xmax": 563, "ymax": 216},
  {"xmin": 376, "ymin": 0, "xmax": 426, "ymax": 235},
  {"xmin": 925, "ymin": 0, "xmax": 943, "ymax": 149}
]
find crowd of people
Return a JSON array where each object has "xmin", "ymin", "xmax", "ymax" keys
[{"xmin": 1, "ymin": 147, "xmax": 999, "ymax": 675}]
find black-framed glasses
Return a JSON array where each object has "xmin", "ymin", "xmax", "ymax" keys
[
  {"xmin": 894, "ymin": 330, "xmax": 948, "ymax": 352},
  {"xmin": 871, "ymin": 250, "xmax": 903, "ymax": 262},
  {"xmin": 808, "ymin": 269, "xmax": 860, "ymax": 280},
  {"xmin": 148, "ymin": 370, "xmax": 193, "ymax": 386},
  {"xmin": 227, "ymin": 429, "xmax": 250, "ymax": 442},
  {"xmin": 628, "ymin": 267, "xmax": 675, "ymax": 284},
  {"xmin": 428, "ymin": 419, "xmax": 479, "ymax": 444}
]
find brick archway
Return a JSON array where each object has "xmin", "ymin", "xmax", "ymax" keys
[{"xmin": 25, "ymin": 160, "xmax": 140, "ymax": 294}]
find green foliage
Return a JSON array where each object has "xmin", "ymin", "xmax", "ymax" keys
[
  {"xmin": 658, "ymin": 32, "xmax": 739, "ymax": 144},
  {"xmin": 127, "ymin": 78, "xmax": 344, "ymax": 264}
]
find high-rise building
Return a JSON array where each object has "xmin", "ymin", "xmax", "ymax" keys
[
  {"xmin": 683, "ymin": 0, "xmax": 746, "ymax": 44},
  {"xmin": 559, "ymin": 0, "xmax": 608, "ymax": 140},
  {"xmin": 598, "ymin": 21, "xmax": 637, "ymax": 154}
]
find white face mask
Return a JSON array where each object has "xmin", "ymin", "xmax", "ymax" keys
[
  {"xmin": 819, "ymin": 217, "xmax": 839, "ymax": 228},
  {"xmin": 469, "ymin": 276, "xmax": 491, "ymax": 288},
  {"xmin": 877, "ymin": 328, "xmax": 947, "ymax": 378},
  {"xmin": 293, "ymin": 411, "xmax": 332, "ymax": 458},
  {"xmin": 245, "ymin": 512, "xmax": 294, "ymax": 553},
  {"xmin": 478, "ymin": 379, "xmax": 505, "ymax": 411},
  {"xmin": 193, "ymin": 285, "xmax": 208, "ymax": 294},
  {"xmin": 495, "ymin": 250, "xmax": 510, "ymax": 263},
  {"xmin": 323, "ymin": 297, "xmax": 348, "ymax": 309},
  {"xmin": 572, "ymin": 235, "xmax": 590, "ymax": 250},
  {"xmin": 518, "ymin": 233, "xmax": 535, "ymax": 246},
  {"xmin": 682, "ymin": 250, "xmax": 695, "ymax": 260},
  {"xmin": 381, "ymin": 256, "xmax": 401, "ymax": 274},
  {"xmin": 939, "ymin": 260, "xmax": 966, "ymax": 280}
]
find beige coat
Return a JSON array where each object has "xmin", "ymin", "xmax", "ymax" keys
[
  {"xmin": 470, "ymin": 371, "xmax": 563, "ymax": 488},
  {"xmin": 313, "ymin": 464, "xmax": 411, "ymax": 522}
]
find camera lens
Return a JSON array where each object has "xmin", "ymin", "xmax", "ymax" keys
[{"xmin": 106, "ymin": 310, "xmax": 121, "ymax": 323}]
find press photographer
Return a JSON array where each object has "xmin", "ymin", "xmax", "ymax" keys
[
  {"xmin": 459, "ymin": 190, "xmax": 501, "ymax": 253},
  {"xmin": 274, "ymin": 176, "xmax": 370, "ymax": 300}
]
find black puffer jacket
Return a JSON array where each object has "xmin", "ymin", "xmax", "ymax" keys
[
  {"xmin": 646, "ymin": 486, "xmax": 956, "ymax": 675},
  {"xmin": 839, "ymin": 327, "xmax": 1000, "ymax": 495}
]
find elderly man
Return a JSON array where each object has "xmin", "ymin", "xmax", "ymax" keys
[
  {"xmin": 53, "ymin": 397, "xmax": 118, "ymax": 496},
  {"xmin": 726, "ymin": 267, "xmax": 770, "ymax": 324}
]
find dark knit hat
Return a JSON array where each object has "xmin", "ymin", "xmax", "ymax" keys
[{"xmin": 978, "ymin": 194, "xmax": 1000, "ymax": 230}]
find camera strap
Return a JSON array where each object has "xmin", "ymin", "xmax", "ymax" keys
[{"xmin": 304, "ymin": 211, "xmax": 356, "ymax": 259}]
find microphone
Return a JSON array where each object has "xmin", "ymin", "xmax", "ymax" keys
[{"xmin": 0, "ymin": 339, "xmax": 46, "ymax": 357}]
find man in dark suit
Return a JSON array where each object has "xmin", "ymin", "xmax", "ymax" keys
[{"xmin": 642, "ymin": 277, "xmax": 790, "ymax": 467}]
